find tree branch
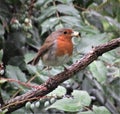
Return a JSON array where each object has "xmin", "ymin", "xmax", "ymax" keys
[{"xmin": 1, "ymin": 38, "xmax": 120, "ymax": 113}]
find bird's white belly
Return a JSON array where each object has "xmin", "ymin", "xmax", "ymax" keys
[{"xmin": 42, "ymin": 54, "xmax": 71, "ymax": 66}]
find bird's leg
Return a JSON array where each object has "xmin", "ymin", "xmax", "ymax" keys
[
  {"xmin": 47, "ymin": 66, "xmax": 52, "ymax": 70},
  {"xmin": 42, "ymin": 66, "xmax": 52, "ymax": 70},
  {"xmin": 42, "ymin": 66, "xmax": 53, "ymax": 77}
]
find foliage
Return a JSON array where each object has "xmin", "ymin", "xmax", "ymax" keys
[
  {"xmin": 46, "ymin": 89, "xmax": 91, "ymax": 112},
  {"xmin": 0, "ymin": 0, "xmax": 120, "ymax": 114}
]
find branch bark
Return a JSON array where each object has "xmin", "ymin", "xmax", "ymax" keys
[{"xmin": 1, "ymin": 38, "xmax": 120, "ymax": 113}]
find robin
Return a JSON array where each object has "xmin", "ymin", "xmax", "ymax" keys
[{"xmin": 29, "ymin": 28, "xmax": 80, "ymax": 66}]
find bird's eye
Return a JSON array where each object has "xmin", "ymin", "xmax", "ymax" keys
[{"xmin": 64, "ymin": 31, "xmax": 67, "ymax": 34}]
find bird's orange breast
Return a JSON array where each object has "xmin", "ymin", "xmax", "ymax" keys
[{"xmin": 56, "ymin": 36, "xmax": 73, "ymax": 56}]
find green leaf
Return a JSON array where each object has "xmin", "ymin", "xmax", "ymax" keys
[
  {"xmin": 110, "ymin": 77, "xmax": 120, "ymax": 98},
  {"xmin": 84, "ymin": 12, "xmax": 104, "ymax": 32},
  {"xmin": 24, "ymin": 53, "xmax": 36, "ymax": 63},
  {"xmin": 77, "ymin": 33, "xmax": 108, "ymax": 53},
  {"xmin": 56, "ymin": 0, "xmax": 73, "ymax": 4},
  {"xmin": 46, "ymin": 90, "xmax": 91, "ymax": 112},
  {"xmin": 35, "ymin": 0, "xmax": 47, "ymax": 7},
  {"xmin": 101, "ymin": 51, "xmax": 116, "ymax": 65},
  {"xmin": 93, "ymin": 105, "xmax": 111, "ymax": 114},
  {"xmin": 78, "ymin": 105, "xmax": 111, "ymax": 114},
  {"xmin": 116, "ymin": 6, "xmax": 120, "ymax": 22},
  {"xmin": 57, "ymin": 4, "xmax": 79, "ymax": 17},
  {"xmin": 78, "ymin": 110, "xmax": 93, "ymax": 114},
  {"xmin": 89, "ymin": 61, "xmax": 107, "ymax": 84},
  {"xmin": 41, "ymin": 17, "xmax": 59, "ymax": 34},
  {"xmin": 26, "ymin": 65, "xmax": 38, "ymax": 75},
  {"xmin": 6, "ymin": 65, "xmax": 27, "ymax": 87},
  {"xmin": 114, "ymin": 58, "xmax": 120, "ymax": 65},
  {"xmin": 38, "ymin": 6, "xmax": 57, "ymax": 23},
  {"xmin": 80, "ymin": 25, "xmax": 100, "ymax": 34},
  {"xmin": 48, "ymin": 86, "xmax": 66, "ymax": 97},
  {"xmin": 0, "ymin": 24, "xmax": 5, "ymax": 35},
  {"xmin": 61, "ymin": 16, "xmax": 82, "ymax": 27},
  {"xmin": 0, "ymin": 49, "xmax": 3, "ymax": 62}
]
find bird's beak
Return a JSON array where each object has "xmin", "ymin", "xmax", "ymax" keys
[{"xmin": 71, "ymin": 31, "xmax": 81, "ymax": 37}]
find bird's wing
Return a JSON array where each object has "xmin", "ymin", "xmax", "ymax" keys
[
  {"xmin": 28, "ymin": 42, "xmax": 54, "ymax": 65},
  {"xmin": 28, "ymin": 32, "xmax": 59, "ymax": 65}
]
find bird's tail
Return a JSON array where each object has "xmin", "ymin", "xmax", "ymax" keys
[{"xmin": 28, "ymin": 54, "xmax": 41, "ymax": 65}]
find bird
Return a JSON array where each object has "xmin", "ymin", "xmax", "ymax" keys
[{"xmin": 29, "ymin": 28, "xmax": 80, "ymax": 67}]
